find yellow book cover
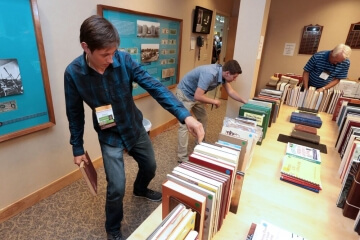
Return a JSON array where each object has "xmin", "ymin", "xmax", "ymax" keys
[{"xmin": 281, "ymin": 154, "xmax": 321, "ymax": 185}]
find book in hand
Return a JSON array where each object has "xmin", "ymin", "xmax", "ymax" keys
[{"xmin": 79, "ymin": 151, "xmax": 97, "ymax": 196}]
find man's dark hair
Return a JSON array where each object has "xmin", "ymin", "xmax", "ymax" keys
[
  {"xmin": 222, "ymin": 60, "xmax": 242, "ymax": 75},
  {"xmin": 80, "ymin": 15, "xmax": 120, "ymax": 52}
]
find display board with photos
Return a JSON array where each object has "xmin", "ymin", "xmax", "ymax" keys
[
  {"xmin": 98, "ymin": 5, "xmax": 182, "ymax": 99},
  {"xmin": 345, "ymin": 22, "xmax": 360, "ymax": 49},
  {"xmin": 0, "ymin": 0, "xmax": 55, "ymax": 143}
]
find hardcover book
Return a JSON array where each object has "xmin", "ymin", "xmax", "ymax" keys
[
  {"xmin": 294, "ymin": 124, "xmax": 317, "ymax": 135},
  {"xmin": 162, "ymin": 180, "xmax": 206, "ymax": 240},
  {"xmin": 172, "ymin": 165, "xmax": 223, "ymax": 232},
  {"xmin": 166, "ymin": 173, "xmax": 216, "ymax": 240},
  {"xmin": 239, "ymin": 103, "xmax": 271, "ymax": 140},
  {"xmin": 343, "ymin": 166, "xmax": 360, "ymax": 219},
  {"xmin": 146, "ymin": 203, "xmax": 187, "ymax": 240},
  {"xmin": 336, "ymin": 160, "xmax": 360, "ymax": 208},
  {"xmin": 179, "ymin": 161, "xmax": 229, "ymax": 229},
  {"xmin": 189, "ymin": 152, "xmax": 236, "ymax": 214},
  {"xmin": 290, "ymin": 112, "xmax": 322, "ymax": 128},
  {"xmin": 167, "ymin": 209, "xmax": 196, "ymax": 240},
  {"xmin": 79, "ymin": 151, "xmax": 97, "ymax": 196},
  {"xmin": 290, "ymin": 130, "xmax": 320, "ymax": 144},
  {"xmin": 218, "ymin": 133, "xmax": 248, "ymax": 171},
  {"xmin": 280, "ymin": 154, "xmax": 322, "ymax": 186},
  {"xmin": 280, "ymin": 176, "xmax": 320, "ymax": 193},
  {"xmin": 229, "ymin": 171, "xmax": 245, "ymax": 214}
]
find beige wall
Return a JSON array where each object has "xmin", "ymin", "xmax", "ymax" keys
[
  {"xmin": 256, "ymin": 0, "xmax": 360, "ymax": 94},
  {"xmin": 0, "ymin": 0, "xmax": 235, "ymax": 210}
]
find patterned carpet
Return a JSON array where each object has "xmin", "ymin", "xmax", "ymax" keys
[{"xmin": 0, "ymin": 100, "xmax": 227, "ymax": 240}]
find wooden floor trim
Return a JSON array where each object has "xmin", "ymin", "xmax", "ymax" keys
[{"xmin": 0, "ymin": 118, "xmax": 178, "ymax": 223}]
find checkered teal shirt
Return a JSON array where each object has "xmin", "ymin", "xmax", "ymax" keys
[{"xmin": 64, "ymin": 51, "xmax": 190, "ymax": 156}]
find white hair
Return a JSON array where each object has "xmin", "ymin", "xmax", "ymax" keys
[{"xmin": 332, "ymin": 44, "xmax": 352, "ymax": 59}]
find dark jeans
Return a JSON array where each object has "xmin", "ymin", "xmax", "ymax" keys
[{"xmin": 100, "ymin": 127, "xmax": 156, "ymax": 234}]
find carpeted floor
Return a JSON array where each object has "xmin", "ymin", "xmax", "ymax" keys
[{"xmin": 0, "ymin": 100, "xmax": 227, "ymax": 240}]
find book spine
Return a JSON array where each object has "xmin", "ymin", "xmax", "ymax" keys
[{"xmin": 280, "ymin": 177, "xmax": 320, "ymax": 193}]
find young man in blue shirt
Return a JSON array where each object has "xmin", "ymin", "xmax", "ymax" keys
[
  {"xmin": 302, "ymin": 44, "xmax": 352, "ymax": 92},
  {"xmin": 64, "ymin": 15, "xmax": 204, "ymax": 240},
  {"xmin": 175, "ymin": 60, "xmax": 247, "ymax": 163}
]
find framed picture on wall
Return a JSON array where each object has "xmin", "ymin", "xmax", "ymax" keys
[
  {"xmin": 192, "ymin": 6, "xmax": 213, "ymax": 34},
  {"xmin": 0, "ymin": 0, "xmax": 55, "ymax": 143}
]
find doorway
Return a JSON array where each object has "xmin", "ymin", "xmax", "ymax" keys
[
  {"xmin": 213, "ymin": 13, "xmax": 230, "ymax": 99},
  {"xmin": 212, "ymin": 13, "xmax": 229, "ymax": 65}
]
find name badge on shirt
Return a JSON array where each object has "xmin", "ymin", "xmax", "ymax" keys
[
  {"xmin": 319, "ymin": 71, "xmax": 330, "ymax": 80},
  {"xmin": 95, "ymin": 105, "xmax": 116, "ymax": 130}
]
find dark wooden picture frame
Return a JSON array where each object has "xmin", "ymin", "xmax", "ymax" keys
[
  {"xmin": 0, "ymin": 0, "xmax": 55, "ymax": 143},
  {"xmin": 299, "ymin": 24, "xmax": 323, "ymax": 55},
  {"xmin": 192, "ymin": 6, "xmax": 213, "ymax": 34},
  {"xmin": 345, "ymin": 22, "xmax": 360, "ymax": 49},
  {"xmin": 97, "ymin": 5, "xmax": 183, "ymax": 100}
]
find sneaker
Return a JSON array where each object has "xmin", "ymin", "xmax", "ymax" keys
[
  {"xmin": 107, "ymin": 232, "xmax": 122, "ymax": 240},
  {"xmin": 134, "ymin": 189, "xmax": 162, "ymax": 202}
]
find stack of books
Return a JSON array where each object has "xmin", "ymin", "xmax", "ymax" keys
[
  {"xmin": 246, "ymin": 220, "xmax": 307, "ymax": 240},
  {"xmin": 239, "ymin": 102, "xmax": 272, "ymax": 142},
  {"xmin": 259, "ymin": 88, "xmax": 283, "ymax": 99},
  {"xmin": 159, "ymin": 138, "xmax": 246, "ymax": 240},
  {"xmin": 266, "ymin": 75, "xmax": 279, "ymax": 88},
  {"xmin": 221, "ymin": 117, "xmax": 260, "ymax": 171},
  {"xmin": 290, "ymin": 111, "xmax": 322, "ymax": 128},
  {"xmin": 252, "ymin": 96, "xmax": 281, "ymax": 124},
  {"xmin": 280, "ymin": 142, "xmax": 322, "ymax": 193}
]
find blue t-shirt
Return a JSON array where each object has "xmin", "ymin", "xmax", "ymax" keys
[
  {"xmin": 303, "ymin": 50, "xmax": 350, "ymax": 88},
  {"xmin": 177, "ymin": 64, "xmax": 223, "ymax": 101}
]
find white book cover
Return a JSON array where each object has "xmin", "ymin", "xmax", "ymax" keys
[
  {"xmin": 286, "ymin": 142, "xmax": 321, "ymax": 164},
  {"xmin": 314, "ymin": 91, "xmax": 323, "ymax": 111}
]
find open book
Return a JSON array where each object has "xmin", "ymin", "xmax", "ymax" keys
[{"xmin": 79, "ymin": 151, "xmax": 97, "ymax": 196}]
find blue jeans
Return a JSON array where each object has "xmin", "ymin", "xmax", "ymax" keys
[{"xmin": 100, "ymin": 127, "xmax": 156, "ymax": 234}]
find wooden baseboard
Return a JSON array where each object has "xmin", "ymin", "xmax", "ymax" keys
[
  {"xmin": 0, "ymin": 118, "xmax": 178, "ymax": 223},
  {"xmin": 149, "ymin": 117, "xmax": 178, "ymax": 138}
]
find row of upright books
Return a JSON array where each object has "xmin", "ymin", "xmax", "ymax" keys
[
  {"xmin": 332, "ymin": 96, "xmax": 360, "ymax": 235},
  {"xmin": 280, "ymin": 142, "xmax": 322, "ymax": 193},
  {"xmin": 239, "ymin": 88, "xmax": 282, "ymax": 145},
  {"xmin": 273, "ymin": 76, "xmax": 360, "ymax": 115},
  {"xmin": 148, "ymin": 118, "xmax": 252, "ymax": 240}
]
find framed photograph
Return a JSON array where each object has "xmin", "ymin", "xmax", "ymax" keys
[
  {"xmin": 0, "ymin": 0, "xmax": 55, "ymax": 143},
  {"xmin": 192, "ymin": 6, "xmax": 213, "ymax": 34},
  {"xmin": 97, "ymin": 5, "xmax": 182, "ymax": 100}
]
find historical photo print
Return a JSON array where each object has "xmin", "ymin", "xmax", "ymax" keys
[
  {"xmin": 137, "ymin": 20, "xmax": 160, "ymax": 38},
  {"xmin": 0, "ymin": 59, "xmax": 23, "ymax": 97},
  {"xmin": 141, "ymin": 44, "xmax": 160, "ymax": 63}
]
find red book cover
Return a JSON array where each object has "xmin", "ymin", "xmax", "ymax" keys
[
  {"xmin": 337, "ymin": 120, "xmax": 360, "ymax": 154},
  {"xmin": 332, "ymin": 97, "xmax": 351, "ymax": 121},
  {"xmin": 79, "ymin": 151, "xmax": 97, "ymax": 196},
  {"xmin": 332, "ymin": 97, "xmax": 360, "ymax": 121},
  {"xmin": 280, "ymin": 173, "xmax": 322, "ymax": 190},
  {"xmin": 343, "ymin": 167, "xmax": 360, "ymax": 219},
  {"xmin": 294, "ymin": 124, "xmax": 317, "ymax": 135}
]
